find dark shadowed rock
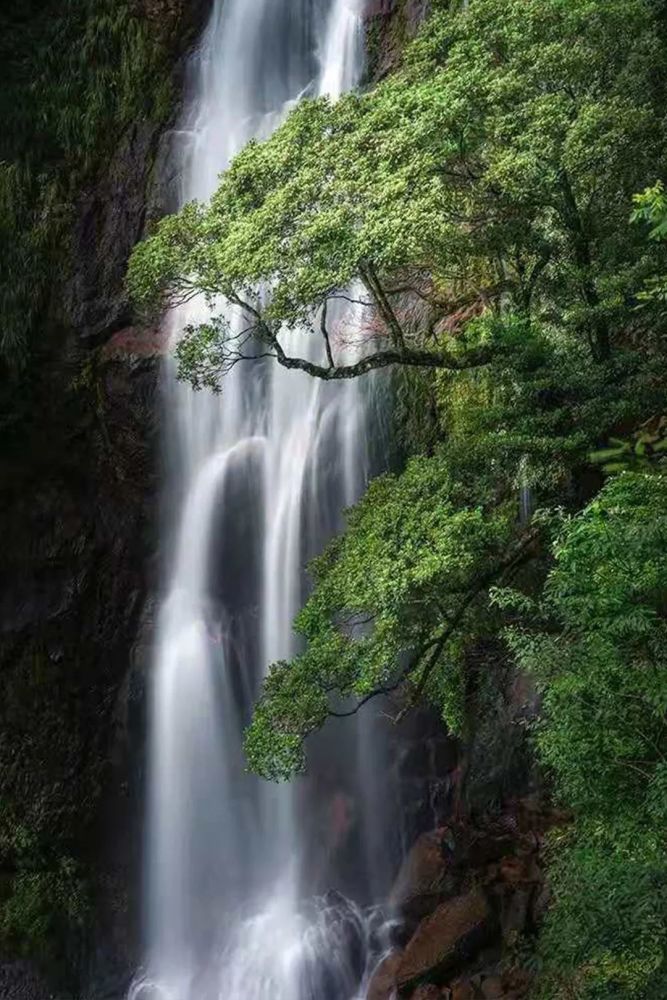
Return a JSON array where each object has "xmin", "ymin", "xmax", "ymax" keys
[
  {"xmin": 0, "ymin": 961, "xmax": 52, "ymax": 1000},
  {"xmin": 411, "ymin": 985, "xmax": 443, "ymax": 1000},
  {"xmin": 63, "ymin": 123, "xmax": 160, "ymax": 342},
  {"xmin": 364, "ymin": 0, "xmax": 431, "ymax": 81}
]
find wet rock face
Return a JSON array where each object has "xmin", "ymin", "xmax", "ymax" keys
[
  {"xmin": 389, "ymin": 829, "xmax": 458, "ymax": 924},
  {"xmin": 0, "ymin": 7, "xmax": 215, "ymax": 993},
  {"xmin": 61, "ymin": 0, "xmax": 213, "ymax": 345},
  {"xmin": 370, "ymin": 798, "xmax": 568, "ymax": 1000},
  {"xmin": 364, "ymin": 0, "xmax": 431, "ymax": 81},
  {"xmin": 391, "ymin": 707, "xmax": 461, "ymax": 854},
  {"xmin": 0, "ymin": 348, "xmax": 159, "ymax": 990},
  {"xmin": 0, "ymin": 961, "xmax": 51, "ymax": 1000},
  {"xmin": 396, "ymin": 889, "xmax": 493, "ymax": 990},
  {"xmin": 63, "ymin": 124, "xmax": 161, "ymax": 343}
]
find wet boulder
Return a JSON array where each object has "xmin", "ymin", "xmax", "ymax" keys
[
  {"xmin": 389, "ymin": 829, "xmax": 455, "ymax": 923},
  {"xmin": 367, "ymin": 951, "xmax": 402, "ymax": 1000},
  {"xmin": 396, "ymin": 888, "xmax": 494, "ymax": 992}
]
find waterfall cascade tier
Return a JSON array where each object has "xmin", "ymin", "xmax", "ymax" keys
[{"xmin": 132, "ymin": 3, "xmax": 398, "ymax": 999}]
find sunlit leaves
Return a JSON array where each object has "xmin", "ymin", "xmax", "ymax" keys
[{"xmin": 128, "ymin": 0, "xmax": 667, "ymax": 380}]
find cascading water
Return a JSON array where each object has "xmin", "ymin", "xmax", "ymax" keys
[{"xmin": 132, "ymin": 3, "xmax": 396, "ymax": 999}]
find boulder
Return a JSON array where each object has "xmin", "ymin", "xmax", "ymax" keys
[
  {"xmin": 411, "ymin": 986, "xmax": 443, "ymax": 1000},
  {"xmin": 453, "ymin": 828, "xmax": 516, "ymax": 870},
  {"xmin": 367, "ymin": 952, "xmax": 402, "ymax": 1000},
  {"xmin": 450, "ymin": 981, "xmax": 475, "ymax": 1000},
  {"xmin": 390, "ymin": 829, "xmax": 454, "ymax": 920},
  {"xmin": 480, "ymin": 975, "xmax": 505, "ymax": 998},
  {"xmin": 396, "ymin": 888, "xmax": 493, "ymax": 990}
]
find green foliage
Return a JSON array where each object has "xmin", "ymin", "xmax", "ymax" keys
[
  {"xmin": 631, "ymin": 180, "xmax": 667, "ymax": 312},
  {"xmin": 500, "ymin": 473, "xmax": 667, "ymax": 997},
  {"xmin": 0, "ymin": 797, "xmax": 89, "ymax": 974},
  {"xmin": 129, "ymin": 0, "xmax": 667, "ymax": 382},
  {"xmin": 632, "ymin": 181, "xmax": 667, "ymax": 241},
  {"xmin": 537, "ymin": 824, "xmax": 667, "ymax": 1000},
  {"xmin": 0, "ymin": 0, "xmax": 176, "ymax": 363},
  {"xmin": 245, "ymin": 454, "xmax": 514, "ymax": 780},
  {"xmin": 589, "ymin": 418, "xmax": 667, "ymax": 475},
  {"xmin": 432, "ymin": 315, "xmax": 665, "ymax": 496}
]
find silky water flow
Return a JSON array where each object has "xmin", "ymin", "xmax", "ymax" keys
[{"xmin": 131, "ymin": 3, "xmax": 399, "ymax": 998}]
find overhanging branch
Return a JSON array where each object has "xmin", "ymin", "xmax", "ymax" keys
[{"xmin": 326, "ymin": 526, "xmax": 541, "ymax": 722}]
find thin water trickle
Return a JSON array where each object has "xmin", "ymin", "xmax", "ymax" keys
[{"xmin": 132, "ymin": 3, "xmax": 396, "ymax": 999}]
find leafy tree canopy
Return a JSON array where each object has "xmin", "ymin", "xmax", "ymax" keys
[{"xmin": 128, "ymin": 0, "xmax": 667, "ymax": 384}]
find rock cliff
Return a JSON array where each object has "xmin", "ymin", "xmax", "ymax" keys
[{"xmin": 0, "ymin": 2, "xmax": 210, "ymax": 993}]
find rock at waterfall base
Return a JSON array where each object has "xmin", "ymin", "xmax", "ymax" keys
[
  {"xmin": 396, "ymin": 888, "xmax": 493, "ymax": 989},
  {"xmin": 367, "ymin": 952, "xmax": 402, "ymax": 1000},
  {"xmin": 390, "ymin": 828, "xmax": 454, "ymax": 922}
]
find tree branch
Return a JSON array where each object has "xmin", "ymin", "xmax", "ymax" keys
[
  {"xmin": 320, "ymin": 298, "xmax": 335, "ymax": 370},
  {"xmin": 400, "ymin": 525, "xmax": 541, "ymax": 715},
  {"xmin": 327, "ymin": 637, "xmax": 444, "ymax": 718},
  {"xmin": 272, "ymin": 344, "xmax": 483, "ymax": 380},
  {"xmin": 360, "ymin": 262, "xmax": 408, "ymax": 351},
  {"xmin": 326, "ymin": 526, "xmax": 541, "ymax": 723},
  {"xmin": 176, "ymin": 290, "xmax": 498, "ymax": 386}
]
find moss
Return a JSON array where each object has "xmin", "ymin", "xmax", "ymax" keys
[{"xmin": 0, "ymin": 0, "xmax": 188, "ymax": 368}]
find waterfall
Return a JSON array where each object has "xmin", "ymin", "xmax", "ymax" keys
[{"xmin": 131, "ymin": 3, "xmax": 395, "ymax": 999}]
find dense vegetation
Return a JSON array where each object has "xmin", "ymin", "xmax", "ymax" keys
[
  {"xmin": 0, "ymin": 0, "xmax": 179, "ymax": 367},
  {"xmin": 0, "ymin": 0, "xmax": 190, "ymax": 976},
  {"xmin": 504, "ymin": 472, "xmax": 667, "ymax": 997},
  {"xmin": 128, "ymin": 0, "xmax": 667, "ymax": 993}
]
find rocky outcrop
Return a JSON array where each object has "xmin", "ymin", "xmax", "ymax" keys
[
  {"xmin": 397, "ymin": 888, "xmax": 493, "ymax": 990},
  {"xmin": 63, "ymin": 123, "xmax": 163, "ymax": 343},
  {"xmin": 368, "ymin": 798, "xmax": 568, "ymax": 1000},
  {"xmin": 390, "ymin": 830, "xmax": 457, "ymax": 921},
  {"xmin": 0, "ymin": 961, "xmax": 52, "ymax": 1000},
  {"xmin": 62, "ymin": 1, "xmax": 211, "ymax": 346},
  {"xmin": 364, "ymin": 0, "xmax": 431, "ymax": 81}
]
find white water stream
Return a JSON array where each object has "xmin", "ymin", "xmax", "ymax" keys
[{"xmin": 131, "ymin": 3, "xmax": 396, "ymax": 999}]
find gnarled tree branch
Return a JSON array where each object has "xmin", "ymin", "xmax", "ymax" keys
[{"xmin": 176, "ymin": 289, "xmax": 496, "ymax": 386}]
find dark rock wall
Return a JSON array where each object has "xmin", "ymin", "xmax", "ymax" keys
[
  {"xmin": 0, "ymin": 350, "xmax": 159, "ymax": 993},
  {"xmin": 0, "ymin": 2, "xmax": 211, "ymax": 994}
]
